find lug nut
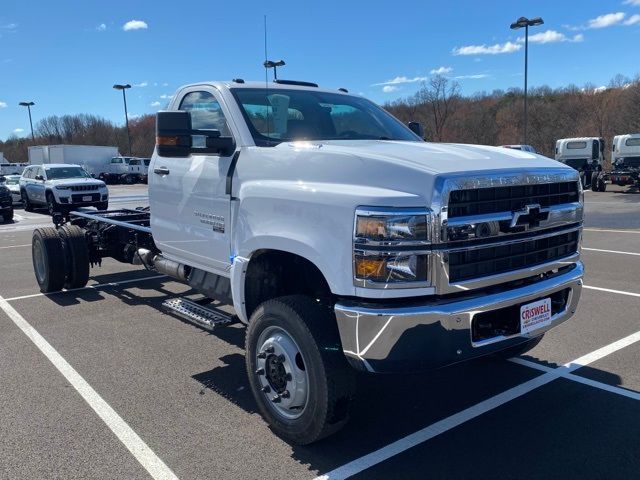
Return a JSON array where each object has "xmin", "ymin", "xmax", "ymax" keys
[
  {"xmin": 261, "ymin": 386, "xmax": 271, "ymax": 393},
  {"xmin": 257, "ymin": 352, "xmax": 266, "ymax": 359},
  {"xmin": 264, "ymin": 346, "xmax": 274, "ymax": 354},
  {"xmin": 255, "ymin": 368, "xmax": 265, "ymax": 375},
  {"xmin": 281, "ymin": 390, "xmax": 290, "ymax": 398},
  {"xmin": 285, "ymin": 373, "xmax": 292, "ymax": 381},
  {"xmin": 272, "ymin": 395, "xmax": 281, "ymax": 403},
  {"xmin": 277, "ymin": 354, "xmax": 286, "ymax": 363}
]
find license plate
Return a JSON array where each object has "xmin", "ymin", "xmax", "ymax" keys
[
  {"xmin": 520, "ymin": 297, "xmax": 552, "ymax": 334},
  {"xmin": 82, "ymin": 195, "xmax": 93, "ymax": 202}
]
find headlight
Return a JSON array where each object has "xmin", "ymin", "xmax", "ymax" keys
[{"xmin": 353, "ymin": 208, "xmax": 431, "ymax": 288}]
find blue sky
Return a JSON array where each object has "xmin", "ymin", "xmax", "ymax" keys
[{"xmin": 1, "ymin": 0, "xmax": 639, "ymax": 141}]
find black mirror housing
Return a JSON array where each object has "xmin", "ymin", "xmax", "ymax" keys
[
  {"xmin": 156, "ymin": 110, "xmax": 236, "ymax": 157},
  {"xmin": 408, "ymin": 121, "xmax": 425, "ymax": 140}
]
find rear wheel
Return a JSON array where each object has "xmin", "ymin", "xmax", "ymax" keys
[
  {"xmin": 32, "ymin": 227, "xmax": 66, "ymax": 293},
  {"xmin": 58, "ymin": 225, "xmax": 90, "ymax": 289},
  {"xmin": 246, "ymin": 295, "xmax": 356, "ymax": 445},
  {"xmin": 1, "ymin": 208, "xmax": 13, "ymax": 223}
]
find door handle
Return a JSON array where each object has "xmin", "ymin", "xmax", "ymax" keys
[{"xmin": 154, "ymin": 167, "xmax": 170, "ymax": 175}]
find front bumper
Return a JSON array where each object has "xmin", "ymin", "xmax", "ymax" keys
[{"xmin": 335, "ymin": 262, "xmax": 583, "ymax": 373}]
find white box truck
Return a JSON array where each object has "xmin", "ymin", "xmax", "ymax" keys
[{"xmin": 27, "ymin": 145, "xmax": 130, "ymax": 183}]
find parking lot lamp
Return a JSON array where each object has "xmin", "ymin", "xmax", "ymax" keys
[
  {"xmin": 510, "ymin": 16, "xmax": 544, "ymax": 145},
  {"xmin": 18, "ymin": 101, "xmax": 36, "ymax": 143},
  {"xmin": 113, "ymin": 84, "xmax": 132, "ymax": 155}
]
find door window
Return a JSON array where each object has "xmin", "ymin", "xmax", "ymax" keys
[{"xmin": 179, "ymin": 91, "xmax": 231, "ymax": 135}]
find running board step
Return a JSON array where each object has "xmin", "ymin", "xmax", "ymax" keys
[{"xmin": 162, "ymin": 298, "xmax": 234, "ymax": 331}]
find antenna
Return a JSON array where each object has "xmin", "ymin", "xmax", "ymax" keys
[{"xmin": 263, "ymin": 15, "xmax": 271, "ymax": 140}]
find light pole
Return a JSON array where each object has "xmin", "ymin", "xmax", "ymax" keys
[
  {"xmin": 510, "ymin": 16, "xmax": 544, "ymax": 146},
  {"xmin": 113, "ymin": 84, "xmax": 132, "ymax": 155},
  {"xmin": 18, "ymin": 101, "xmax": 36, "ymax": 142}
]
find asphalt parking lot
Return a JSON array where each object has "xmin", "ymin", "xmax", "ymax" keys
[{"xmin": 1, "ymin": 184, "xmax": 639, "ymax": 479}]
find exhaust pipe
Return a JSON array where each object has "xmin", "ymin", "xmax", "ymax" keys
[{"xmin": 134, "ymin": 249, "xmax": 188, "ymax": 281}]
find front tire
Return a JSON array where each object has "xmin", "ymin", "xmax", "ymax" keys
[
  {"xmin": 1, "ymin": 208, "xmax": 13, "ymax": 223},
  {"xmin": 246, "ymin": 295, "xmax": 355, "ymax": 445},
  {"xmin": 32, "ymin": 227, "xmax": 66, "ymax": 293},
  {"xmin": 46, "ymin": 191, "xmax": 60, "ymax": 216},
  {"xmin": 97, "ymin": 202, "xmax": 108, "ymax": 211},
  {"xmin": 21, "ymin": 190, "xmax": 33, "ymax": 212}
]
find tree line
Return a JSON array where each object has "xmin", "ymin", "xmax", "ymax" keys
[
  {"xmin": 0, "ymin": 113, "xmax": 155, "ymax": 163},
  {"xmin": 385, "ymin": 73, "xmax": 640, "ymax": 167},
  {"xmin": 1, "ymin": 73, "xmax": 639, "ymax": 167}
]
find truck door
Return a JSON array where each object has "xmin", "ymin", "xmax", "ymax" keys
[{"xmin": 150, "ymin": 88, "xmax": 234, "ymax": 274}]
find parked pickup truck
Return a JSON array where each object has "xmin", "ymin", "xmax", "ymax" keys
[{"xmin": 31, "ymin": 79, "xmax": 584, "ymax": 444}]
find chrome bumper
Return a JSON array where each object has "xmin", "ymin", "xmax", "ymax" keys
[{"xmin": 335, "ymin": 262, "xmax": 583, "ymax": 373}]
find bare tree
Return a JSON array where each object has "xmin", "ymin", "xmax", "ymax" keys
[{"xmin": 413, "ymin": 75, "xmax": 460, "ymax": 142}]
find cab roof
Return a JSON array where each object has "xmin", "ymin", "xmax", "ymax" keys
[{"xmin": 177, "ymin": 80, "xmax": 351, "ymax": 96}]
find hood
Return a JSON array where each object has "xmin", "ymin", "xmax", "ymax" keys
[
  {"xmin": 48, "ymin": 178, "xmax": 106, "ymax": 187},
  {"xmin": 288, "ymin": 140, "xmax": 568, "ymax": 176}
]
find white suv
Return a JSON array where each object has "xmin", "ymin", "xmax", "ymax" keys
[{"xmin": 20, "ymin": 164, "xmax": 109, "ymax": 214}]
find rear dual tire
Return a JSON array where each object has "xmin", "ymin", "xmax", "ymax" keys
[{"xmin": 32, "ymin": 225, "xmax": 90, "ymax": 293}]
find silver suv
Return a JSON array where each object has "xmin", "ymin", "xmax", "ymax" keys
[{"xmin": 20, "ymin": 164, "xmax": 109, "ymax": 215}]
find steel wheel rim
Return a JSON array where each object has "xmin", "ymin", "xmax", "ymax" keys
[
  {"xmin": 33, "ymin": 240, "xmax": 46, "ymax": 283},
  {"xmin": 255, "ymin": 325, "xmax": 309, "ymax": 420}
]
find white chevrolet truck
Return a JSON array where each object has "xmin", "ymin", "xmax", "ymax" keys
[{"xmin": 31, "ymin": 80, "xmax": 584, "ymax": 444}]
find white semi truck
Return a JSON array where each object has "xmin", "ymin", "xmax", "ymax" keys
[
  {"xmin": 610, "ymin": 133, "xmax": 640, "ymax": 189},
  {"xmin": 31, "ymin": 79, "xmax": 585, "ymax": 444}
]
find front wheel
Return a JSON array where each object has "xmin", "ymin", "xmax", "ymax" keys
[
  {"xmin": 246, "ymin": 295, "xmax": 356, "ymax": 445},
  {"xmin": 21, "ymin": 190, "xmax": 33, "ymax": 212},
  {"xmin": 97, "ymin": 202, "xmax": 108, "ymax": 211},
  {"xmin": 46, "ymin": 191, "xmax": 60, "ymax": 216},
  {"xmin": 1, "ymin": 208, "xmax": 13, "ymax": 223}
]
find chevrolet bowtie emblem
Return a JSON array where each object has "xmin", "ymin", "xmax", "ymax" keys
[{"xmin": 510, "ymin": 204, "xmax": 550, "ymax": 229}]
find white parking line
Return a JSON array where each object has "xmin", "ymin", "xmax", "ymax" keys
[
  {"xmin": 583, "ymin": 247, "xmax": 640, "ymax": 256},
  {"xmin": 584, "ymin": 228, "xmax": 640, "ymax": 234},
  {"xmin": 0, "ymin": 243, "xmax": 30, "ymax": 249},
  {"xmin": 0, "ymin": 296, "xmax": 179, "ymax": 480},
  {"xmin": 4, "ymin": 275, "xmax": 166, "ymax": 302},
  {"xmin": 314, "ymin": 330, "xmax": 640, "ymax": 480},
  {"xmin": 584, "ymin": 285, "xmax": 640, "ymax": 298},
  {"xmin": 510, "ymin": 358, "xmax": 640, "ymax": 402}
]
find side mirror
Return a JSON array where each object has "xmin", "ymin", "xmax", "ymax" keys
[
  {"xmin": 156, "ymin": 110, "xmax": 236, "ymax": 157},
  {"xmin": 408, "ymin": 121, "xmax": 425, "ymax": 140}
]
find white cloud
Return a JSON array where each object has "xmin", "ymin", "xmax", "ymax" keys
[
  {"xmin": 0, "ymin": 101, "xmax": 7, "ymax": 108},
  {"xmin": 623, "ymin": 0, "xmax": 640, "ymax": 5},
  {"xmin": 1, "ymin": 23, "xmax": 17, "ymax": 30},
  {"xmin": 430, "ymin": 66, "xmax": 453, "ymax": 75},
  {"xmin": 13, "ymin": 128, "xmax": 24, "ymax": 133},
  {"xmin": 382, "ymin": 85, "xmax": 399, "ymax": 93},
  {"xmin": 624, "ymin": 14, "xmax": 640, "ymax": 25},
  {"xmin": 454, "ymin": 74, "xmax": 490, "ymax": 80},
  {"xmin": 452, "ymin": 41, "xmax": 521, "ymax": 55},
  {"xmin": 588, "ymin": 12, "xmax": 625, "ymax": 29},
  {"xmin": 517, "ymin": 30, "xmax": 584, "ymax": 44},
  {"xmin": 372, "ymin": 76, "xmax": 428, "ymax": 86},
  {"xmin": 133, "ymin": 81, "xmax": 148, "ymax": 87},
  {"xmin": 96, "ymin": 23, "xmax": 106, "ymax": 31},
  {"xmin": 150, "ymin": 101, "xmax": 161, "ymax": 107},
  {"xmin": 123, "ymin": 20, "xmax": 148, "ymax": 31},
  {"xmin": 162, "ymin": 83, "xmax": 169, "ymax": 87},
  {"xmin": 127, "ymin": 113, "xmax": 140, "ymax": 120},
  {"xmin": 160, "ymin": 94, "xmax": 173, "ymax": 99}
]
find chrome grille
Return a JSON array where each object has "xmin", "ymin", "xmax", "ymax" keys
[
  {"xmin": 448, "ymin": 229, "xmax": 580, "ymax": 282},
  {"xmin": 448, "ymin": 181, "xmax": 579, "ymax": 218},
  {"xmin": 70, "ymin": 185, "xmax": 98, "ymax": 192}
]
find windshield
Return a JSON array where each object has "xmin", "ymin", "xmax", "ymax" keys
[
  {"xmin": 615, "ymin": 156, "xmax": 640, "ymax": 168},
  {"xmin": 45, "ymin": 166, "xmax": 90, "ymax": 180},
  {"xmin": 231, "ymin": 88, "xmax": 420, "ymax": 146}
]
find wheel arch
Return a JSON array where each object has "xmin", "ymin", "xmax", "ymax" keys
[{"xmin": 233, "ymin": 248, "xmax": 334, "ymax": 324}]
